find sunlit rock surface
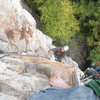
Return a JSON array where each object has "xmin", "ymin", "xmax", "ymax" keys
[
  {"xmin": 0, "ymin": 93, "xmax": 19, "ymax": 100},
  {"xmin": 0, "ymin": 55, "xmax": 75, "ymax": 100},
  {"xmin": 0, "ymin": 0, "xmax": 83, "ymax": 100},
  {"xmin": 0, "ymin": 0, "xmax": 54, "ymax": 56}
]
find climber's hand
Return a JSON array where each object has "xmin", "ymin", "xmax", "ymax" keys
[
  {"xmin": 61, "ymin": 58, "xmax": 65, "ymax": 63},
  {"xmin": 48, "ymin": 50, "xmax": 54, "ymax": 55}
]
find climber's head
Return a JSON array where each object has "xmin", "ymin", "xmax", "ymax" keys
[{"xmin": 61, "ymin": 45, "xmax": 69, "ymax": 52}]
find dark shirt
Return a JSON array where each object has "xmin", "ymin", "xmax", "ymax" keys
[{"xmin": 50, "ymin": 47, "xmax": 66, "ymax": 61}]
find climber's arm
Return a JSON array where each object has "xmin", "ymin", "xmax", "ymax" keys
[
  {"xmin": 48, "ymin": 47, "xmax": 60, "ymax": 55},
  {"xmin": 48, "ymin": 49, "xmax": 54, "ymax": 55},
  {"xmin": 60, "ymin": 52, "xmax": 66, "ymax": 62}
]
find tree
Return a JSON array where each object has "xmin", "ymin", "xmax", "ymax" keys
[
  {"xmin": 32, "ymin": 0, "xmax": 79, "ymax": 45},
  {"xmin": 73, "ymin": 0, "xmax": 100, "ymax": 63},
  {"xmin": 26, "ymin": 0, "xmax": 100, "ymax": 64},
  {"xmin": 88, "ymin": 47, "xmax": 100, "ymax": 63}
]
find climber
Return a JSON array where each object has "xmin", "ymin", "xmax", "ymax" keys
[
  {"xmin": 48, "ymin": 45, "xmax": 69, "ymax": 63},
  {"xmin": 28, "ymin": 77, "xmax": 100, "ymax": 100}
]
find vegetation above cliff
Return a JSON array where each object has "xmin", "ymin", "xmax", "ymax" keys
[{"xmin": 25, "ymin": 0, "xmax": 100, "ymax": 64}]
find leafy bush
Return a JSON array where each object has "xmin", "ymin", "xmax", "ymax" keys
[
  {"xmin": 73, "ymin": 0, "xmax": 100, "ymax": 63},
  {"xmin": 33, "ymin": 0, "xmax": 79, "ymax": 45},
  {"xmin": 88, "ymin": 47, "xmax": 100, "ymax": 63},
  {"xmin": 26, "ymin": 0, "xmax": 100, "ymax": 63}
]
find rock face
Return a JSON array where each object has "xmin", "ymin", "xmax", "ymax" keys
[
  {"xmin": 0, "ymin": 93, "xmax": 18, "ymax": 100},
  {"xmin": 0, "ymin": 0, "xmax": 83, "ymax": 100},
  {"xmin": 0, "ymin": 0, "xmax": 54, "ymax": 56},
  {"xmin": 0, "ymin": 55, "xmax": 75, "ymax": 100}
]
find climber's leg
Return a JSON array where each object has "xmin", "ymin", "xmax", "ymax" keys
[
  {"xmin": 28, "ymin": 77, "xmax": 99, "ymax": 100},
  {"xmin": 50, "ymin": 77, "xmax": 71, "ymax": 88},
  {"xmin": 63, "ymin": 56, "xmax": 71, "ymax": 63},
  {"xmin": 28, "ymin": 86, "xmax": 99, "ymax": 100}
]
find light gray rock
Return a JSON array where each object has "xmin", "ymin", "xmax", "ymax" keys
[
  {"xmin": 0, "ymin": 54, "xmax": 81, "ymax": 100},
  {"xmin": 0, "ymin": 0, "xmax": 54, "ymax": 56},
  {"xmin": 0, "ymin": 93, "xmax": 19, "ymax": 100},
  {"xmin": 0, "ymin": 60, "xmax": 50, "ymax": 99},
  {"xmin": 0, "ymin": 0, "xmax": 82, "ymax": 100},
  {"xmin": 0, "ymin": 55, "xmax": 75, "ymax": 99}
]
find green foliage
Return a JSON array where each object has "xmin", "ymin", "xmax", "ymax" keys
[
  {"xmin": 26, "ymin": 0, "xmax": 100, "ymax": 63},
  {"xmin": 33, "ymin": 0, "xmax": 79, "ymax": 45},
  {"xmin": 88, "ymin": 47, "xmax": 100, "ymax": 63},
  {"xmin": 74, "ymin": 0, "xmax": 100, "ymax": 46},
  {"xmin": 26, "ymin": 0, "xmax": 33, "ymax": 7},
  {"xmin": 73, "ymin": 0, "xmax": 100, "ymax": 63}
]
